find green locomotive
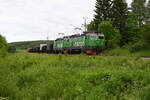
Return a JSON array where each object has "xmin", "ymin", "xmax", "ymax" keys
[{"xmin": 27, "ymin": 31, "xmax": 105, "ymax": 55}]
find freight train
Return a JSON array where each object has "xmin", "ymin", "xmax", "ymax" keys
[{"xmin": 27, "ymin": 31, "xmax": 105, "ymax": 55}]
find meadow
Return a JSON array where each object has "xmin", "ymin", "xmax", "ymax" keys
[{"xmin": 0, "ymin": 53, "xmax": 150, "ymax": 100}]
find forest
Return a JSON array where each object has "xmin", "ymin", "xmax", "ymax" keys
[{"xmin": 87, "ymin": 0, "xmax": 150, "ymax": 56}]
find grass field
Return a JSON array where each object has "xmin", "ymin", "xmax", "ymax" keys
[{"xmin": 0, "ymin": 53, "xmax": 150, "ymax": 100}]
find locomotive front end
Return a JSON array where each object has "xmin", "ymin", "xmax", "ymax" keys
[{"xmin": 84, "ymin": 31, "xmax": 105, "ymax": 55}]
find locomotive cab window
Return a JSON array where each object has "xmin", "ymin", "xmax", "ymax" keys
[
  {"xmin": 99, "ymin": 34, "xmax": 104, "ymax": 40},
  {"xmin": 90, "ymin": 34, "xmax": 97, "ymax": 40}
]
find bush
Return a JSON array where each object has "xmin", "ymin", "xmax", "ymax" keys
[
  {"xmin": 129, "ymin": 41, "xmax": 148, "ymax": 53},
  {"xmin": 98, "ymin": 21, "xmax": 121, "ymax": 49},
  {"xmin": 7, "ymin": 45, "xmax": 16, "ymax": 53},
  {"xmin": 103, "ymin": 47, "xmax": 131, "ymax": 56}
]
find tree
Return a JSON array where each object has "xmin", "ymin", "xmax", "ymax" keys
[
  {"xmin": 131, "ymin": 0, "xmax": 146, "ymax": 27},
  {"xmin": 0, "ymin": 35, "xmax": 7, "ymax": 49},
  {"xmin": 98, "ymin": 21, "xmax": 121, "ymax": 49},
  {"xmin": 111, "ymin": 0, "xmax": 128, "ymax": 45},
  {"xmin": 87, "ymin": 21, "xmax": 97, "ymax": 31},
  {"xmin": 94, "ymin": 0, "xmax": 113, "ymax": 29},
  {"xmin": 127, "ymin": 12, "xmax": 140, "ymax": 43},
  {"xmin": 0, "ymin": 34, "xmax": 7, "ymax": 57},
  {"xmin": 146, "ymin": 0, "xmax": 150, "ymax": 24}
]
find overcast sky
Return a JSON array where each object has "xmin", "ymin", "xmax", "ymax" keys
[{"xmin": 0, "ymin": 0, "xmax": 132, "ymax": 43}]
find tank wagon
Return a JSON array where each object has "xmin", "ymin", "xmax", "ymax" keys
[{"xmin": 27, "ymin": 31, "xmax": 105, "ymax": 55}]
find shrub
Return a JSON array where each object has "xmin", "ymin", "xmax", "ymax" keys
[
  {"xmin": 129, "ymin": 41, "xmax": 148, "ymax": 52},
  {"xmin": 98, "ymin": 21, "xmax": 121, "ymax": 49},
  {"xmin": 7, "ymin": 45, "xmax": 16, "ymax": 53},
  {"xmin": 103, "ymin": 48, "xmax": 130, "ymax": 56}
]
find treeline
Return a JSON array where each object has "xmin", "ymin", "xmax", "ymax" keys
[
  {"xmin": 0, "ymin": 34, "xmax": 51, "ymax": 55},
  {"xmin": 88, "ymin": 0, "xmax": 150, "ymax": 52},
  {"xmin": 9, "ymin": 40, "xmax": 51, "ymax": 50}
]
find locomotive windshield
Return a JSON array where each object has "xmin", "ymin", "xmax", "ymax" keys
[{"xmin": 90, "ymin": 34, "xmax": 97, "ymax": 40}]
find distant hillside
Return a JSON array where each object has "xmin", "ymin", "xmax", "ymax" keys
[{"xmin": 9, "ymin": 40, "xmax": 51, "ymax": 50}]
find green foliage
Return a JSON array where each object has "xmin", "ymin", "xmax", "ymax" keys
[
  {"xmin": 128, "ymin": 12, "xmax": 139, "ymax": 28},
  {"xmin": 129, "ymin": 41, "xmax": 148, "ymax": 53},
  {"xmin": 94, "ymin": 0, "xmax": 113, "ymax": 29},
  {"xmin": 7, "ymin": 45, "xmax": 16, "ymax": 53},
  {"xmin": 91, "ymin": 0, "xmax": 150, "ymax": 50},
  {"xmin": 145, "ymin": 0, "xmax": 150, "ymax": 24},
  {"xmin": 131, "ymin": 0, "xmax": 147, "ymax": 26},
  {"xmin": 111, "ymin": 0, "xmax": 128, "ymax": 45},
  {"xmin": 125, "ymin": 22, "xmax": 150, "ymax": 53},
  {"xmin": 128, "ymin": 23, "xmax": 150, "ymax": 53},
  {"xmin": 87, "ymin": 21, "xmax": 97, "ymax": 31},
  {"xmin": 103, "ymin": 47, "xmax": 131, "ymax": 56},
  {"xmin": 142, "ymin": 88, "xmax": 150, "ymax": 100},
  {"xmin": 140, "ymin": 23, "xmax": 150, "ymax": 46},
  {"xmin": 92, "ymin": 0, "xmax": 128, "ymax": 45},
  {"xmin": 0, "ymin": 53, "xmax": 150, "ymax": 100},
  {"xmin": 103, "ymin": 47, "xmax": 150, "ymax": 57},
  {"xmin": 98, "ymin": 21, "xmax": 121, "ymax": 48},
  {"xmin": 127, "ymin": 12, "xmax": 140, "ymax": 43},
  {"xmin": 0, "ymin": 34, "xmax": 7, "ymax": 57}
]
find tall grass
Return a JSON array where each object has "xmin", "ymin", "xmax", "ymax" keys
[
  {"xmin": 0, "ymin": 53, "xmax": 150, "ymax": 100},
  {"xmin": 103, "ymin": 47, "xmax": 150, "ymax": 57}
]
